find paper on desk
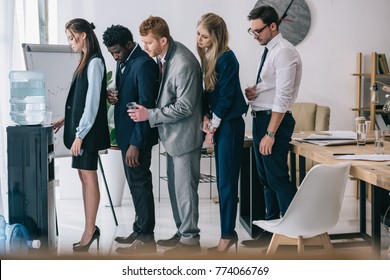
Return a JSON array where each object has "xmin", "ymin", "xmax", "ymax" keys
[
  {"xmin": 303, "ymin": 130, "xmax": 356, "ymax": 140},
  {"xmin": 336, "ymin": 154, "xmax": 390, "ymax": 161},
  {"xmin": 292, "ymin": 130, "xmax": 357, "ymax": 145},
  {"xmin": 302, "ymin": 139, "xmax": 358, "ymax": 146}
]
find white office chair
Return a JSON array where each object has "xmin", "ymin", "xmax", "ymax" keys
[{"xmin": 253, "ymin": 162, "xmax": 351, "ymax": 255}]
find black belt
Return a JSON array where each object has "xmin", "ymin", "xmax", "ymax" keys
[{"xmin": 251, "ymin": 109, "xmax": 272, "ymax": 118}]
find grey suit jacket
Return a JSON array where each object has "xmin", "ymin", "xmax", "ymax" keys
[{"xmin": 148, "ymin": 39, "xmax": 204, "ymax": 156}]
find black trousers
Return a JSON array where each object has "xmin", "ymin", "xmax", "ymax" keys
[
  {"xmin": 121, "ymin": 148, "xmax": 155, "ymax": 241},
  {"xmin": 252, "ymin": 112, "xmax": 297, "ymax": 220}
]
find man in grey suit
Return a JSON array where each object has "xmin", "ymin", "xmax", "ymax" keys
[{"xmin": 129, "ymin": 16, "xmax": 204, "ymax": 255}]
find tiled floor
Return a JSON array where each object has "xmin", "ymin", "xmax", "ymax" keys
[{"xmin": 52, "ymin": 193, "xmax": 390, "ymax": 260}]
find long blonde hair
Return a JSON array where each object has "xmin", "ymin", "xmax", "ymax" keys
[{"xmin": 197, "ymin": 13, "xmax": 229, "ymax": 91}]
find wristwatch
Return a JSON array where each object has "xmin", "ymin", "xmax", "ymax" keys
[{"xmin": 266, "ymin": 131, "xmax": 275, "ymax": 139}]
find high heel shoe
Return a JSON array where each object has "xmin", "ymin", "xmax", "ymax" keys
[
  {"xmin": 73, "ymin": 226, "xmax": 100, "ymax": 252},
  {"xmin": 207, "ymin": 234, "xmax": 238, "ymax": 254},
  {"xmin": 73, "ymin": 226, "xmax": 101, "ymax": 247}
]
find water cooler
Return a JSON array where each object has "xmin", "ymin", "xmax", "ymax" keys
[
  {"xmin": 7, "ymin": 71, "xmax": 56, "ymax": 253},
  {"xmin": 7, "ymin": 125, "xmax": 56, "ymax": 252}
]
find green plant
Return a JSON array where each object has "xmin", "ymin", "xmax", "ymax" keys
[{"xmin": 106, "ymin": 70, "xmax": 117, "ymax": 146}]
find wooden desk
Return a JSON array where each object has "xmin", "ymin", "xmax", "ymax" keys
[{"xmin": 289, "ymin": 136, "xmax": 390, "ymax": 257}]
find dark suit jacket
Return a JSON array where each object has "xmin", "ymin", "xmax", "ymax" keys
[
  {"xmin": 204, "ymin": 50, "xmax": 248, "ymax": 121},
  {"xmin": 114, "ymin": 44, "xmax": 159, "ymax": 151}
]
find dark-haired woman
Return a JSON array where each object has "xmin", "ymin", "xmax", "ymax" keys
[{"xmin": 52, "ymin": 18, "xmax": 110, "ymax": 252}]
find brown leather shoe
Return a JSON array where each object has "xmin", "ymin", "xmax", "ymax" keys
[
  {"xmin": 156, "ymin": 233, "xmax": 181, "ymax": 247},
  {"xmin": 116, "ymin": 240, "xmax": 157, "ymax": 254},
  {"xmin": 114, "ymin": 232, "xmax": 138, "ymax": 244},
  {"xmin": 163, "ymin": 242, "xmax": 201, "ymax": 255}
]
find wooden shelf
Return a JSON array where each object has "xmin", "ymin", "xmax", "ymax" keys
[
  {"xmin": 354, "ymin": 52, "xmax": 389, "ymax": 130},
  {"xmin": 352, "ymin": 73, "xmax": 390, "ymax": 77},
  {"xmin": 351, "ymin": 107, "xmax": 385, "ymax": 113}
]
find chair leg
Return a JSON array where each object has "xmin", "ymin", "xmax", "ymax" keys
[
  {"xmin": 266, "ymin": 233, "xmax": 280, "ymax": 255},
  {"xmin": 319, "ymin": 233, "xmax": 334, "ymax": 254},
  {"xmin": 297, "ymin": 236, "xmax": 304, "ymax": 254}
]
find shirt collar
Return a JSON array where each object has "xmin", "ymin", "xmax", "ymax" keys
[
  {"xmin": 265, "ymin": 33, "xmax": 282, "ymax": 51},
  {"xmin": 123, "ymin": 42, "xmax": 139, "ymax": 64}
]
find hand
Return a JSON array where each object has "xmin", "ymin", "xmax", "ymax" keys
[
  {"xmin": 205, "ymin": 133, "xmax": 214, "ymax": 145},
  {"xmin": 107, "ymin": 89, "xmax": 118, "ymax": 105},
  {"xmin": 244, "ymin": 85, "xmax": 257, "ymax": 101},
  {"xmin": 125, "ymin": 145, "xmax": 140, "ymax": 167},
  {"xmin": 52, "ymin": 117, "xmax": 65, "ymax": 133},
  {"xmin": 259, "ymin": 135, "xmax": 274, "ymax": 156},
  {"xmin": 201, "ymin": 117, "xmax": 211, "ymax": 133},
  {"xmin": 71, "ymin": 137, "xmax": 83, "ymax": 157},
  {"xmin": 128, "ymin": 103, "xmax": 148, "ymax": 122}
]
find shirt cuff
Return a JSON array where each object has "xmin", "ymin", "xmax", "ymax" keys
[{"xmin": 210, "ymin": 113, "xmax": 221, "ymax": 129}]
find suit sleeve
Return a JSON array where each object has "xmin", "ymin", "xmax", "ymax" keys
[
  {"xmin": 148, "ymin": 62, "xmax": 202, "ymax": 126},
  {"xmin": 129, "ymin": 59, "xmax": 159, "ymax": 148},
  {"xmin": 211, "ymin": 53, "xmax": 238, "ymax": 120}
]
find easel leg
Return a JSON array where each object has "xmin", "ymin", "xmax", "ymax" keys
[{"xmin": 98, "ymin": 155, "xmax": 118, "ymax": 226}]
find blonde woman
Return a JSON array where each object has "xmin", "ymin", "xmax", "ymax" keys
[{"xmin": 197, "ymin": 13, "xmax": 248, "ymax": 253}]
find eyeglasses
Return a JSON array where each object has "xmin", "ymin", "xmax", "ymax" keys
[{"xmin": 247, "ymin": 24, "xmax": 270, "ymax": 37}]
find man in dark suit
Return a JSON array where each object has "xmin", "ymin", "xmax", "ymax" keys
[{"xmin": 103, "ymin": 25, "xmax": 159, "ymax": 254}]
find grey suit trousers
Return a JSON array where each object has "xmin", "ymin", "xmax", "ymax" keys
[{"xmin": 166, "ymin": 145, "xmax": 202, "ymax": 245}]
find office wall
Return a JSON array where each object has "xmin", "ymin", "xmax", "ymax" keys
[
  {"xmin": 54, "ymin": 0, "xmax": 390, "ymax": 130},
  {"xmin": 52, "ymin": 0, "xmax": 390, "ymax": 199}
]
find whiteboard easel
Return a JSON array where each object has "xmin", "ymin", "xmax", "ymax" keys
[{"xmin": 22, "ymin": 43, "xmax": 79, "ymax": 158}]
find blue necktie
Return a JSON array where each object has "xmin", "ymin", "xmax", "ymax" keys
[{"xmin": 256, "ymin": 47, "xmax": 268, "ymax": 83}]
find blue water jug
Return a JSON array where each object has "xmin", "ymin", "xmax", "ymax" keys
[{"xmin": 6, "ymin": 223, "xmax": 41, "ymax": 255}]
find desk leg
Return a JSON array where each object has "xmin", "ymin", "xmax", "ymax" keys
[
  {"xmin": 290, "ymin": 151, "xmax": 296, "ymax": 187},
  {"xmin": 359, "ymin": 180, "xmax": 366, "ymax": 234},
  {"xmin": 371, "ymin": 185, "xmax": 381, "ymax": 258},
  {"xmin": 239, "ymin": 146, "xmax": 265, "ymax": 237},
  {"xmin": 298, "ymin": 155, "xmax": 306, "ymax": 184}
]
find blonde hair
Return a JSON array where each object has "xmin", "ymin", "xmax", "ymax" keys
[{"xmin": 197, "ymin": 13, "xmax": 229, "ymax": 91}]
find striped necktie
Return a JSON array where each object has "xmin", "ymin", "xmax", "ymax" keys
[{"xmin": 159, "ymin": 60, "xmax": 165, "ymax": 82}]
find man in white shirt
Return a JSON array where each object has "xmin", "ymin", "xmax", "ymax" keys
[{"xmin": 242, "ymin": 5, "xmax": 302, "ymax": 248}]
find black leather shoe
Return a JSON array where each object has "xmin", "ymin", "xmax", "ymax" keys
[
  {"xmin": 156, "ymin": 233, "xmax": 181, "ymax": 247},
  {"xmin": 163, "ymin": 242, "xmax": 201, "ymax": 255},
  {"xmin": 114, "ymin": 232, "xmax": 138, "ymax": 244},
  {"xmin": 116, "ymin": 240, "xmax": 157, "ymax": 255},
  {"xmin": 241, "ymin": 230, "xmax": 272, "ymax": 248}
]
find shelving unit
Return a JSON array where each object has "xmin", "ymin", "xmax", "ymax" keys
[
  {"xmin": 157, "ymin": 142, "xmax": 216, "ymax": 202},
  {"xmin": 353, "ymin": 52, "xmax": 390, "ymax": 130}
]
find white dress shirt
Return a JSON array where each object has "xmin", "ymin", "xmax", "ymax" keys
[{"xmin": 250, "ymin": 33, "xmax": 302, "ymax": 113}]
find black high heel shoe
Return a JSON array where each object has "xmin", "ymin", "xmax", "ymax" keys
[
  {"xmin": 73, "ymin": 226, "xmax": 100, "ymax": 252},
  {"xmin": 207, "ymin": 234, "xmax": 238, "ymax": 254}
]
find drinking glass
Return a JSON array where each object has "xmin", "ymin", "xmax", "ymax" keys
[
  {"xmin": 374, "ymin": 130, "xmax": 385, "ymax": 154},
  {"xmin": 126, "ymin": 102, "xmax": 137, "ymax": 109},
  {"xmin": 355, "ymin": 117, "xmax": 366, "ymax": 146}
]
